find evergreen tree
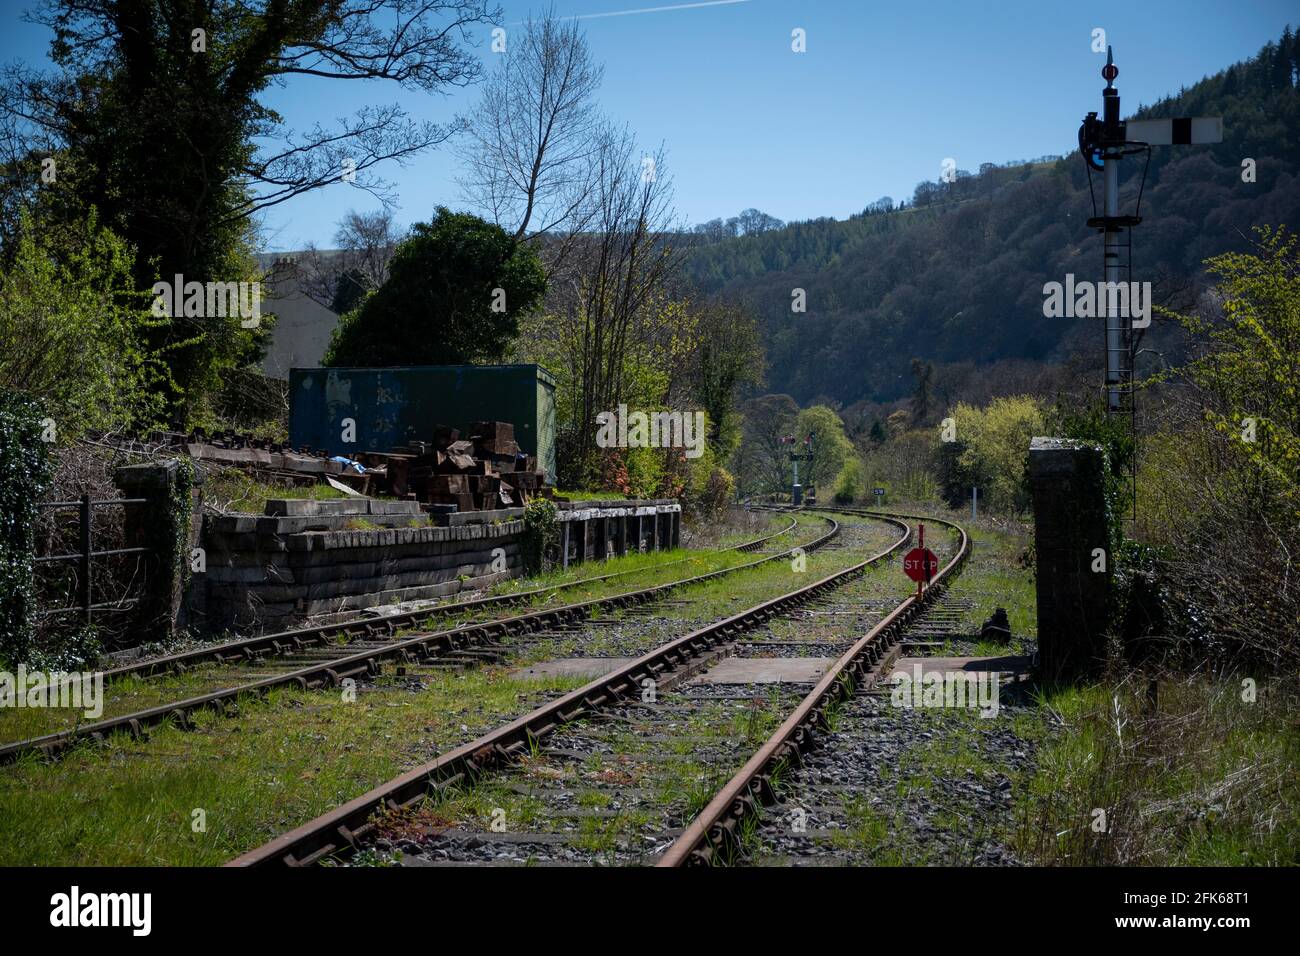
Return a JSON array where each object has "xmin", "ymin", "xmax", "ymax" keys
[{"xmin": 325, "ymin": 208, "xmax": 546, "ymax": 368}]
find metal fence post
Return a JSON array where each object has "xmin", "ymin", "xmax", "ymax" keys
[{"xmin": 79, "ymin": 493, "xmax": 92, "ymax": 629}]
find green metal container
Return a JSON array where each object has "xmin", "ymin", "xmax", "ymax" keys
[{"xmin": 289, "ymin": 364, "xmax": 557, "ymax": 483}]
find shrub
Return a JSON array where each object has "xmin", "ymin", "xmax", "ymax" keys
[
  {"xmin": 1136, "ymin": 227, "xmax": 1300, "ymax": 668},
  {"xmin": 522, "ymin": 499, "xmax": 559, "ymax": 574},
  {"xmin": 0, "ymin": 212, "xmax": 164, "ymax": 439},
  {"xmin": 0, "ymin": 390, "xmax": 55, "ymax": 665},
  {"xmin": 833, "ymin": 456, "xmax": 865, "ymax": 504},
  {"xmin": 686, "ymin": 466, "xmax": 735, "ymax": 521}
]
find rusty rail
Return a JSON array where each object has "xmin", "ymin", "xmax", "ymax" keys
[
  {"xmin": 225, "ymin": 512, "xmax": 912, "ymax": 866},
  {"xmin": 0, "ymin": 513, "xmax": 835, "ymax": 766},
  {"xmin": 657, "ymin": 507, "xmax": 970, "ymax": 866}
]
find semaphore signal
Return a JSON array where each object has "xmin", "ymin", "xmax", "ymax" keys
[
  {"xmin": 1078, "ymin": 46, "xmax": 1223, "ymax": 416},
  {"xmin": 1076, "ymin": 45, "xmax": 1222, "ymax": 519}
]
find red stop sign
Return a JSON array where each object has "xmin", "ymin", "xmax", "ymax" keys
[{"xmin": 903, "ymin": 547, "xmax": 939, "ymax": 583}]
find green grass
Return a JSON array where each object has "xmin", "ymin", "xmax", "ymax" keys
[
  {"xmin": 0, "ymin": 668, "xmax": 591, "ymax": 866},
  {"xmin": 944, "ymin": 524, "xmax": 1036, "ymax": 643},
  {"xmin": 553, "ymin": 489, "xmax": 630, "ymax": 501},
  {"xmin": 715, "ymin": 512, "xmax": 790, "ymax": 549},
  {"xmin": 829, "ymin": 798, "xmax": 909, "ymax": 864},
  {"xmin": 1015, "ymin": 675, "xmax": 1300, "ymax": 866},
  {"xmin": 409, "ymin": 697, "xmax": 773, "ymax": 862},
  {"xmin": 0, "ymin": 519, "xmax": 819, "ymax": 747},
  {"xmin": 0, "ymin": 510, "xmax": 927, "ymax": 866}
]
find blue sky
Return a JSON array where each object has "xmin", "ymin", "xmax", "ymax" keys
[{"xmin": 3, "ymin": 0, "xmax": 1295, "ymax": 249}]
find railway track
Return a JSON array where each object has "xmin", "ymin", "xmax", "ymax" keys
[
  {"xmin": 659, "ymin": 507, "xmax": 971, "ymax": 866},
  {"xmin": 227, "ymin": 509, "xmax": 954, "ymax": 867},
  {"xmin": 95, "ymin": 512, "xmax": 802, "ymax": 686},
  {"xmin": 0, "ymin": 510, "xmax": 827, "ymax": 765}
]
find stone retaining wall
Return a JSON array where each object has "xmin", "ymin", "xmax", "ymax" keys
[{"xmin": 201, "ymin": 497, "xmax": 682, "ymax": 632}]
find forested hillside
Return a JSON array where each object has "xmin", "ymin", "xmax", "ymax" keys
[{"xmin": 682, "ymin": 28, "xmax": 1300, "ymax": 406}]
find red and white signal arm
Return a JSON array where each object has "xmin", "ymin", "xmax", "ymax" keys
[{"xmin": 1126, "ymin": 117, "xmax": 1222, "ymax": 146}]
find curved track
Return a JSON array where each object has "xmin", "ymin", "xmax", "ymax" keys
[
  {"xmin": 97, "ymin": 512, "xmax": 802, "ymax": 685},
  {"xmin": 659, "ymin": 507, "xmax": 970, "ymax": 866},
  {"xmin": 226, "ymin": 509, "xmax": 931, "ymax": 866},
  {"xmin": 0, "ymin": 511, "xmax": 824, "ymax": 765}
]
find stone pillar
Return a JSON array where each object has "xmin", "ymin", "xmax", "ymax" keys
[
  {"xmin": 1028, "ymin": 437, "xmax": 1111, "ymax": 682},
  {"xmin": 114, "ymin": 459, "xmax": 201, "ymax": 642},
  {"xmin": 560, "ymin": 520, "xmax": 571, "ymax": 570}
]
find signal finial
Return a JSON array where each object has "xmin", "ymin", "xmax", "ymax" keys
[{"xmin": 1102, "ymin": 46, "xmax": 1119, "ymax": 88}]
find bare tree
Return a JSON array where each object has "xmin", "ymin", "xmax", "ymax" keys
[
  {"xmin": 736, "ymin": 208, "xmax": 784, "ymax": 235},
  {"xmin": 457, "ymin": 7, "xmax": 604, "ymax": 255},
  {"xmin": 294, "ymin": 209, "xmax": 403, "ymax": 311},
  {"xmin": 740, "ymin": 393, "xmax": 800, "ymax": 493},
  {"xmin": 540, "ymin": 131, "xmax": 685, "ymax": 481}
]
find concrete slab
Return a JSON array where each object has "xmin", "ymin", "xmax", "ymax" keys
[
  {"xmin": 691, "ymin": 657, "xmax": 836, "ymax": 684},
  {"xmin": 892, "ymin": 655, "xmax": 1031, "ymax": 677},
  {"xmin": 508, "ymin": 657, "xmax": 638, "ymax": 680}
]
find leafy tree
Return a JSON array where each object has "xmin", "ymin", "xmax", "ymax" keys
[
  {"xmin": 863, "ymin": 429, "xmax": 941, "ymax": 501},
  {"xmin": 795, "ymin": 405, "xmax": 854, "ymax": 492},
  {"xmin": 3, "ymin": 0, "xmax": 494, "ymax": 420},
  {"xmin": 325, "ymin": 208, "xmax": 546, "ymax": 367},
  {"xmin": 671, "ymin": 300, "xmax": 762, "ymax": 457},
  {"xmin": 331, "ymin": 269, "xmax": 374, "ymax": 317},
  {"xmin": 833, "ymin": 456, "xmax": 865, "ymax": 504},
  {"xmin": 0, "ymin": 211, "xmax": 163, "ymax": 438},
  {"xmin": 948, "ymin": 396, "xmax": 1046, "ymax": 513},
  {"xmin": 1164, "ymin": 225, "xmax": 1300, "ymax": 513}
]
